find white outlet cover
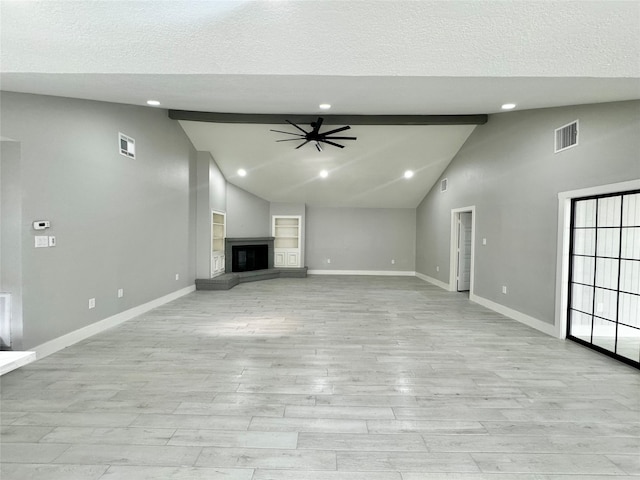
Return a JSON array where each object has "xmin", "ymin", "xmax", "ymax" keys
[
  {"xmin": 175, "ymin": 274, "xmax": 179, "ymax": 280},
  {"xmin": 88, "ymin": 298, "xmax": 96, "ymax": 309},
  {"xmin": 117, "ymin": 289, "xmax": 124, "ymax": 298},
  {"xmin": 483, "ymin": 238, "xmax": 487, "ymax": 245},
  {"xmin": 35, "ymin": 236, "xmax": 49, "ymax": 248},
  {"xmin": 48, "ymin": 236, "xmax": 56, "ymax": 247}
]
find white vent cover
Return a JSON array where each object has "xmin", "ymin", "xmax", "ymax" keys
[
  {"xmin": 441, "ymin": 178, "xmax": 448, "ymax": 192},
  {"xmin": 119, "ymin": 132, "xmax": 135, "ymax": 158},
  {"xmin": 554, "ymin": 120, "xmax": 578, "ymax": 153}
]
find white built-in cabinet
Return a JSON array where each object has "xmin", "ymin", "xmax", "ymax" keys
[
  {"xmin": 272, "ymin": 215, "xmax": 301, "ymax": 268},
  {"xmin": 211, "ymin": 211, "xmax": 226, "ymax": 277}
]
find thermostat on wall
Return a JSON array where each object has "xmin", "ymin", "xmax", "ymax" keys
[{"xmin": 33, "ymin": 220, "xmax": 50, "ymax": 230}]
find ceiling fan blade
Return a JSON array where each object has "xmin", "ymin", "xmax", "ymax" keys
[
  {"xmin": 315, "ymin": 142, "xmax": 323, "ymax": 152},
  {"xmin": 311, "ymin": 117, "xmax": 324, "ymax": 135},
  {"xmin": 287, "ymin": 120, "xmax": 309, "ymax": 135},
  {"xmin": 270, "ymin": 129, "xmax": 305, "ymax": 137},
  {"xmin": 320, "ymin": 125, "xmax": 351, "ymax": 136},
  {"xmin": 295, "ymin": 140, "xmax": 311, "ymax": 149},
  {"xmin": 319, "ymin": 139, "xmax": 345, "ymax": 149},
  {"xmin": 324, "ymin": 136, "xmax": 357, "ymax": 140},
  {"xmin": 276, "ymin": 138, "xmax": 306, "ymax": 142}
]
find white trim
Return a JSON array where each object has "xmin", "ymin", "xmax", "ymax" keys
[
  {"xmin": 449, "ymin": 206, "xmax": 476, "ymax": 294},
  {"xmin": 32, "ymin": 285, "xmax": 196, "ymax": 360},
  {"xmin": 415, "ymin": 272, "xmax": 450, "ymax": 290},
  {"xmin": 308, "ymin": 270, "xmax": 416, "ymax": 277},
  {"xmin": 470, "ymin": 293, "xmax": 557, "ymax": 337},
  {"xmin": 555, "ymin": 179, "xmax": 640, "ymax": 340},
  {"xmin": 0, "ymin": 351, "xmax": 36, "ymax": 376}
]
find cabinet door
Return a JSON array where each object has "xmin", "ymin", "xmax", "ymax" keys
[
  {"xmin": 274, "ymin": 251, "xmax": 286, "ymax": 267},
  {"xmin": 211, "ymin": 254, "xmax": 226, "ymax": 276},
  {"xmin": 286, "ymin": 251, "xmax": 300, "ymax": 267}
]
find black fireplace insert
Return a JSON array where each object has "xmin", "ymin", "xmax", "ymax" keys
[{"xmin": 231, "ymin": 244, "xmax": 268, "ymax": 272}]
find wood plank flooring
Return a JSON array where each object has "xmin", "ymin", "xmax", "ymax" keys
[{"xmin": 1, "ymin": 276, "xmax": 639, "ymax": 479}]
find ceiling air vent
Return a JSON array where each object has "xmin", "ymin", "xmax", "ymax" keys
[
  {"xmin": 441, "ymin": 178, "xmax": 448, "ymax": 192},
  {"xmin": 554, "ymin": 120, "xmax": 578, "ymax": 153},
  {"xmin": 119, "ymin": 132, "xmax": 135, "ymax": 159}
]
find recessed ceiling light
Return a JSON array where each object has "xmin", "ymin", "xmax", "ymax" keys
[
  {"xmin": 237, "ymin": 168, "xmax": 247, "ymax": 177},
  {"xmin": 146, "ymin": 100, "xmax": 161, "ymax": 106},
  {"xmin": 319, "ymin": 103, "xmax": 331, "ymax": 110},
  {"xmin": 404, "ymin": 170, "xmax": 414, "ymax": 179},
  {"xmin": 319, "ymin": 169, "xmax": 329, "ymax": 178},
  {"xmin": 501, "ymin": 103, "xmax": 516, "ymax": 110}
]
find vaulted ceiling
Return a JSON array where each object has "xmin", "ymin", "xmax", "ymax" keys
[{"xmin": 2, "ymin": 1, "xmax": 639, "ymax": 207}]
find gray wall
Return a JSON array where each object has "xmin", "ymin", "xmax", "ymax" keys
[
  {"xmin": 306, "ymin": 207, "xmax": 416, "ymax": 272},
  {"xmin": 416, "ymin": 100, "xmax": 640, "ymax": 325},
  {"xmin": 270, "ymin": 202, "xmax": 306, "ymax": 266},
  {"xmin": 0, "ymin": 92, "xmax": 198, "ymax": 349},
  {"xmin": 195, "ymin": 151, "xmax": 226, "ymax": 278},
  {"xmin": 1, "ymin": 140, "xmax": 24, "ymax": 348},
  {"xmin": 226, "ymin": 183, "xmax": 270, "ymax": 238}
]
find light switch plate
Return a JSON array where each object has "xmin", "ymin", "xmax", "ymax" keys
[{"xmin": 48, "ymin": 236, "xmax": 56, "ymax": 247}]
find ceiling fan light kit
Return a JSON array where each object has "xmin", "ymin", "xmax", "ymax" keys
[{"xmin": 271, "ymin": 117, "xmax": 357, "ymax": 151}]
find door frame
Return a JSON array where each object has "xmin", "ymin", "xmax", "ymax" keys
[{"xmin": 449, "ymin": 206, "xmax": 476, "ymax": 294}]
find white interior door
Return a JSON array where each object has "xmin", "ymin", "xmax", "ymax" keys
[{"xmin": 457, "ymin": 212, "xmax": 472, "ymax": 291}]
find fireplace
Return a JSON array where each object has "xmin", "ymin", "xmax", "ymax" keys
[
  {"xmin": 225, "ymin": 237, "xmax": 275, "ymax": 273},
  {"xmin": 232, "ymin": 244, "xmax": 268, "ymax": 272}
]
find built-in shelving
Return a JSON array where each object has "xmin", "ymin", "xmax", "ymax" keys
[
  {"xmin": 272, "ymin": 216, "xmax": 301, "ymax": 267},
  {"xmin": 211, "ymin": 211, "xmax": 226, "ymax": 277}
]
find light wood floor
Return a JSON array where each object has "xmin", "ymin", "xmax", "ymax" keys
[{"xmin": 1, "ymin": 276, "xmax": 639, "ymax": 479}]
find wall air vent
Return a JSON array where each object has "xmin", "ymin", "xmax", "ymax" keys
[
  {"xmin": 441, "ymin": 178, "xmax": 448, "ymax": 192},
  {"xmin": 119, "ymin": 132, "xmax": 136, "ymax": 159},
  {"xmin": 554, "ymin": 120, "xmax": 578, "ymax": 153}
]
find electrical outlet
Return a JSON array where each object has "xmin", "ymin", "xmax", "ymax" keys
[
  {"xmin": 502, "ymin": 286, "xmax": 507, "ymax": 294},
  {"xmin": 48, "ymin": 236, "xmax": 56, "ymax": 247},
  {"xmin": 175, "ymin": 274, "xmax": 179, "ymax": 280},
  {"xmin": 391, "ymin": 259, "xmax": 395, "ymax": 265},
  {"xmin": 88, "ymin": 298, "xmax": 96, "ymax": 309},
  {"xmin": 436, "ymin": 266, "xmax": 440, "ymax": 272},
  {"xmin": 483, "ymin": 238, "xmax": 487, "ymax": 245},
  {"xmin": 117, "ymin": 288, "xmax": 124, "ymax": 298},
  {"xmin": 327, "ymin": 258, "xmax": 331, "ymax": 264}
]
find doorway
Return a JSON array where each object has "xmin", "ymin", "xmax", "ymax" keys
[{"xmin": 450, "ymin": 207, "xmax": 476, "ymax": 294}]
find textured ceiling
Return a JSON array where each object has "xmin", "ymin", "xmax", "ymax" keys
[
  {"xmin": 1, "ymin": 1, "xmax": 639, "ymax": 207},
  {"xmin": 3, "ymin": 1, "xmax": 639, "ymax": 77}
]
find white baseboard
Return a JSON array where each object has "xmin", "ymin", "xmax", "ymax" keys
[
  {"xmin": 307, "ymin": 269, "xmax": 416, "ymax": 277},
  {"xmin": 33, "ymin": 285, "xmax": 196, "ymax": 360},
  {"xmin": 415, "ymin": 272, "xmax": 451, "ymax": 291},
  {"xmin": 470, "ymin": 293, "xmax": 557, "ymax": 337},
  {"xmin": 0, "ymin": 351, "xmax": 37, "ymax": 376}
]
